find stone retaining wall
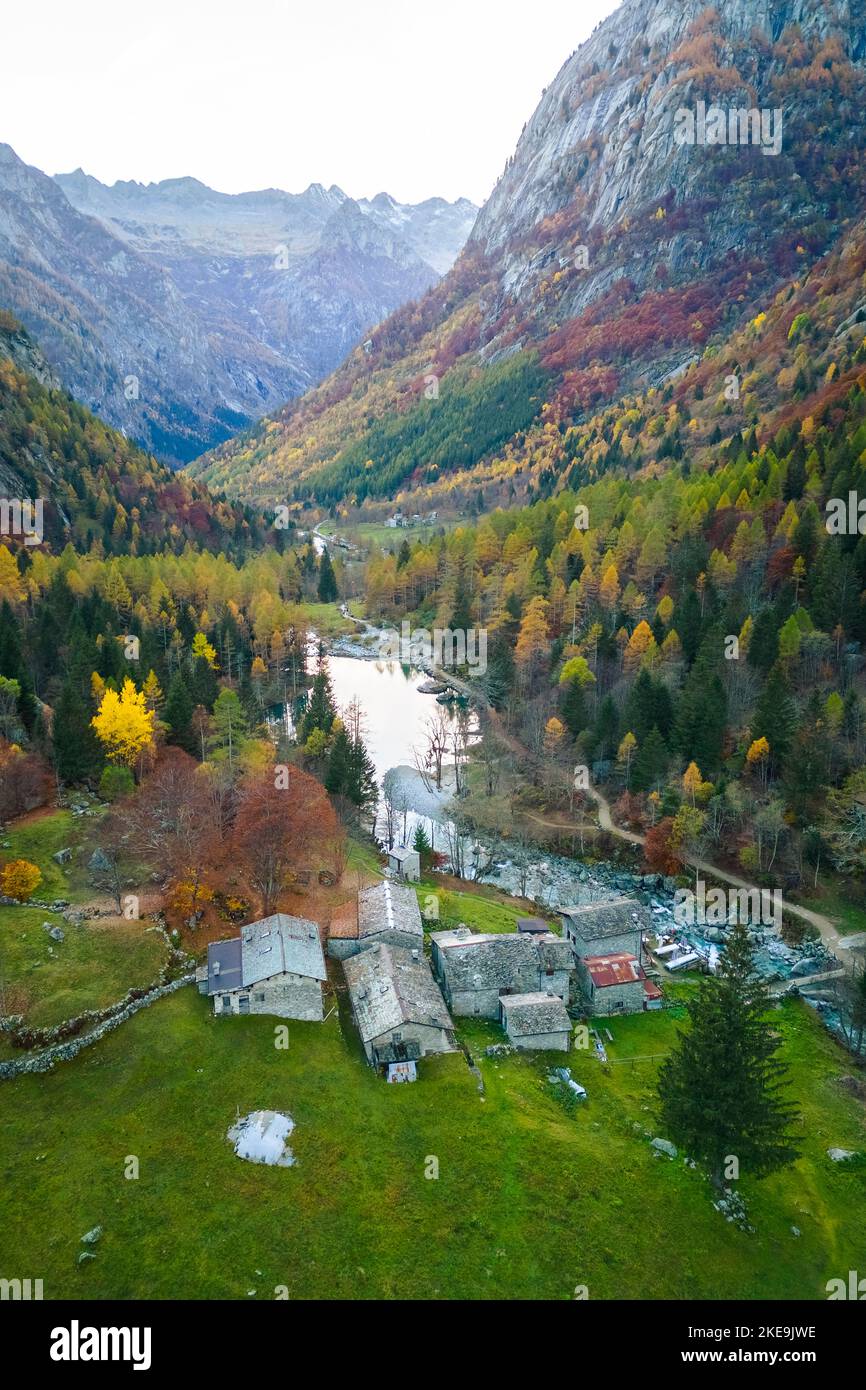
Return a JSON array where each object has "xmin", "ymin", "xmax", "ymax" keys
[{"xmin": 0, "ymin": 976, "xmax": 194, "ymax": 1079}]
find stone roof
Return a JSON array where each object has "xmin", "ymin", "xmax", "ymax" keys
[
  {"xmin": 558, "ymin": 897, "xmax": 649, "ymax": 940},
  {"xmin": 358, "ymin": 880, "xmax": 422, "ymax": 940},
  {"xmin": 431, "ymin": 930, "xmax": 536, "ymax": 990},
  {"xmin": 344, "ymin": 942, "xmax": 452, "ymax": 1043},
  {"xmin": 536, "ymin": 936, "xmax": 574, "ymax": 972},
  {"xmin": 431, "ymin": 928, "xmax": 572, "ymax": 991},
  {"xmin": 500, "ymin": 992, "xmax": 571, "ymax": 1037},
  {"xmin": 388, "ymin": 845, "xmax": 418, "ymax": 862},
  {"xmin": 240, "ymin": 914, "xmax": 327, "ymax": 985}
]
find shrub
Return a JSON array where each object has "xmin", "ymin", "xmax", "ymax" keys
[
  {"xmin": 99, "ymin": 765, "xmax": 135, "ymax": 802},
  {"xmin": 1, "ymin": 859, "xmax": 42, "ymax": 902}
]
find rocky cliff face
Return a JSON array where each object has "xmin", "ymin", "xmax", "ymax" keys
[
  {"xmin": 192, "ymin": 0, "xmax": 866, "ymax": 506},
  {"xmin": 468, "ymin": 0, "xmax": 866, "ymax": 383},
  {"xmin": 0, "ymin": 145, "xmax": 475, "ymax": 464}
]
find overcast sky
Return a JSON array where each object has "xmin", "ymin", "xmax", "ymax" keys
[{"xmin": 2, "ymin": 0, "xmax": 620, "ymax": 205}]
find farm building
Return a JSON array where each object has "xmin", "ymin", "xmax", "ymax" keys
[
  {"xmin": 198, "ymin": 914, "xmax": 327, "ymax": 1021},
  {"xmin": 500, "ymin": 993, "xmax": 572, "ymax": 1051},
  {"xmin": 430, "ymin": 926, "xmax": 573, "ymax": 1018},
  {"xmin": 577, "ymin": 951, "xmax": 657, "ymax": 1016},
  {"xmin": 343, "ymin": 941, "xmax": 456, "ymax": 1069},
  {"xmin": 558, "ymin": 898, "xmax": 649, "ymax": 963},
  {"xmin": 387, "ymin": 844, "xmax": 421, "ymax": 882},
  {"xmin": 327, "ymin": 880, "xmax": 423, "ymax": 960},
  {"xmin": 517, "ymin": 917, "xmax": 553, "ymax": 936}
]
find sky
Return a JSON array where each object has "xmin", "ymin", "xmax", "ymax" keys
[{"xmin": 2, "ymin": 0, "xmax": 621, "ymax": 205}]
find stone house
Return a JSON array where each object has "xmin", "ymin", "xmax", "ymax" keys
[
  {"xmin": 197, "ymin": 914, "xmax": 326, "ymax": 1020},
  {"xmin": 577, "ymin": 951, "xmax": 656, "ymax": 1016},
  {"xmin": 500, "ymin": 992, "xmax": 571, "ymax": 1051},
  {"xmin": 387, "ymin": 844, "xmax": 421, "ymax": 882},
  {"xmin": 558, "ymin": 898, "xmax": 649, "ymax": 964},
  {"xmin": 430, "ymin": 926, "xmax": 573, "ymax": 1018},
  {"xmin": 343, "ymin": 941, "xmax": 456, "ymax": 1068},
  {"xmin": 327, "ymin": 880, "xmax": 423, "ymax": 960}
]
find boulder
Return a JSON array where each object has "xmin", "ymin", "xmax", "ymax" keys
[
  {"xmin": 80, "ymin": 1225, "xmax": 103, "ymax": 1244},
  {"xmin": 88, "ymin": 848, "xmax": 111, "ymax": 873},
  {"xmin": 827, "ymin": 1148, "xmax": 857, "ymax": 1162},
  {"xmin": 52, "ymin": 848, "xmax": 72, "ymax": 865},
  {"xmin": 651, "ymin": 1137, "xmax": 678, "ymax": 1158}
]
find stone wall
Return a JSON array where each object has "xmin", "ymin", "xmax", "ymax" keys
[
  {"xmin": 211, "ymin": 972, "xmax": 324, "ymax": 1021},
  {"xmin": 0, "ymin": 976, "xmax": 194, "ymax": 1080}
]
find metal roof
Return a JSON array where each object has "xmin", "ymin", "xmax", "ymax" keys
[
  {"xmin": 583, "ymin": 952, "xmax": 646, "ymax": 988},
  {"xmin": 206, "ymin": 937, "xmax": 243, "ymax": 996}
]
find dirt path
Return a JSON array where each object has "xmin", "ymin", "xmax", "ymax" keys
[
  {"xmin": 585, "ymin": 784, "xmax": 848, "ymax": 962},
  {"xmin": 436, "ymin": 670, "xmax": 852, "ymax": 965}
]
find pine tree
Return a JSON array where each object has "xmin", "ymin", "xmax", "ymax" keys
[
  {"xmin": 657, "ymin": 921, "xmax": 801, "ymax": 1187},
  {"xmin": 631, "ymin": 725, "xmax": 669, "ymax": 793},
  {"xmin": 751, "ymin": 664, "xmax": 797, "ymax": 772},
  {"xmin": 317, "ymin": 549, "xmax": 338, "ymax": 603},
  {"xmin": 562, "ymin": 677, "xmax": 589, "ymax": 738},
  {"xmin": 164, "ymin": 672, "xmax": 196, "ymax": 755},
  {"xmin": 675, "ymin": 647, "xmax": 726, "ymax": 776},
  {"xmin": 300, "ymin": 663, "xmax": 337, "ymax": 743},
  {"xmin": 189, "ymin": 653, "xmax": 220, "ymax": 710},
  {"xmin": 324, "ymin": 725, "xmax": 352, "ymax": 800},
  {"xmin": 53, "ymin": 677, "xmax": 102, "ymax": 783}
]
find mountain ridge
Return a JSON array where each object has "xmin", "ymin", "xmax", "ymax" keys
[
  {"xmin": 190, "ymin": 0, "xmax": 866, "ymax": 507},
  {"xmin": 0, "ymin": 143, "xmax": 476, "ymax": 464}
]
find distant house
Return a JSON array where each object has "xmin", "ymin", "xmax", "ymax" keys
[
  {"xmin": 558, "ymin": 898, "xmax": 649, "ymax": 963},
  {"xmin": 500, "ymin": 992, "xmax": 571, "ymax": 1051},
  {"xmin": 430, "ymin": 926, "xmax": 573, "ymax": 1019},
  {"xmin": 577, "ymin": 951, "xmax": 658, "ymax": 1016},
  {"xmin": 517, "ymin": 917, "xmax": 553, "ymax": 936},
  {"xmin": 327, "ymin": 880, "xmax": 423, "ymax": 960},
  {"xmin": 344, "ymin": 941, "xmax": 456, "ymax": 1068},
  {"xmin": 387, "ymin": 844, "xmax": 421, "ymax": 882},
  {"xmin": 197, "ymin": 914, "xmax": 327, "ymax": 1020}
]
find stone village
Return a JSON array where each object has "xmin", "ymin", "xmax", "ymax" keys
[{"xmin": 197, "ymin": 875, "xmax": 661, "ymax": 1081}]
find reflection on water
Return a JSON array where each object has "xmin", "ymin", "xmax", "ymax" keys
[{"xmin": 270, "ymin": 650, "xmax": 477, "ymax": 788}]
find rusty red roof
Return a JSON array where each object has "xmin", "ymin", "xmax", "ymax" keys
[{"xmin": 583, "ymin": 952, "xmax": 646, "ymax": 988}]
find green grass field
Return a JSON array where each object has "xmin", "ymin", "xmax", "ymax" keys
[
  {"xmin": 0, "ymin": 809, "xmax": 168, "ymax": 1047},
  {"xmin": 0, "ymin": 908, "xmax": 167, "ymax": 1038},
  {"xmin": 0, "ymin": 985, "xmax": 863, "ymax": 1300},
  {"xmin": 1, "ymin": 810, "xmax": 93, "ymax": 905}
]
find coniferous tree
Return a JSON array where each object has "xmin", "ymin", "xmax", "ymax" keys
[
  {"xmin": 631, "ymin": 725, "xmax": 670, "ymax": 793},
  {"xmin": 657, "ymin": 921, "xmax": 801, "ymax": 1188},
  {"xmin": 164, "ymin": 672, "xmax": 196, "ymax": 756},
  {"xmin": 750, "ymin": 664, "xmax": 797, "ymax": 773},
  {"xmin": 562, "ymin": 676, "xmax": 590, "ymax": 738},
  {"xmin": 317, "ymin": 548, "xmax": 338, "ymax": 603},
  {"xmin": 675, "ymin": 647, "xmax": 726, "ymax": 776},
  {"xmin": 53, "ymin": 677, "xmax": 102, "ymax": 784},
  {"xmin": 300, "ymin": 661, "xmax": 337, "ymax": 743}
]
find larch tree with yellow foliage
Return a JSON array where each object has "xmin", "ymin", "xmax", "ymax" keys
[{"xmin": 92, "ymin": 678, "xmax": 156, "ymax": 772}]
